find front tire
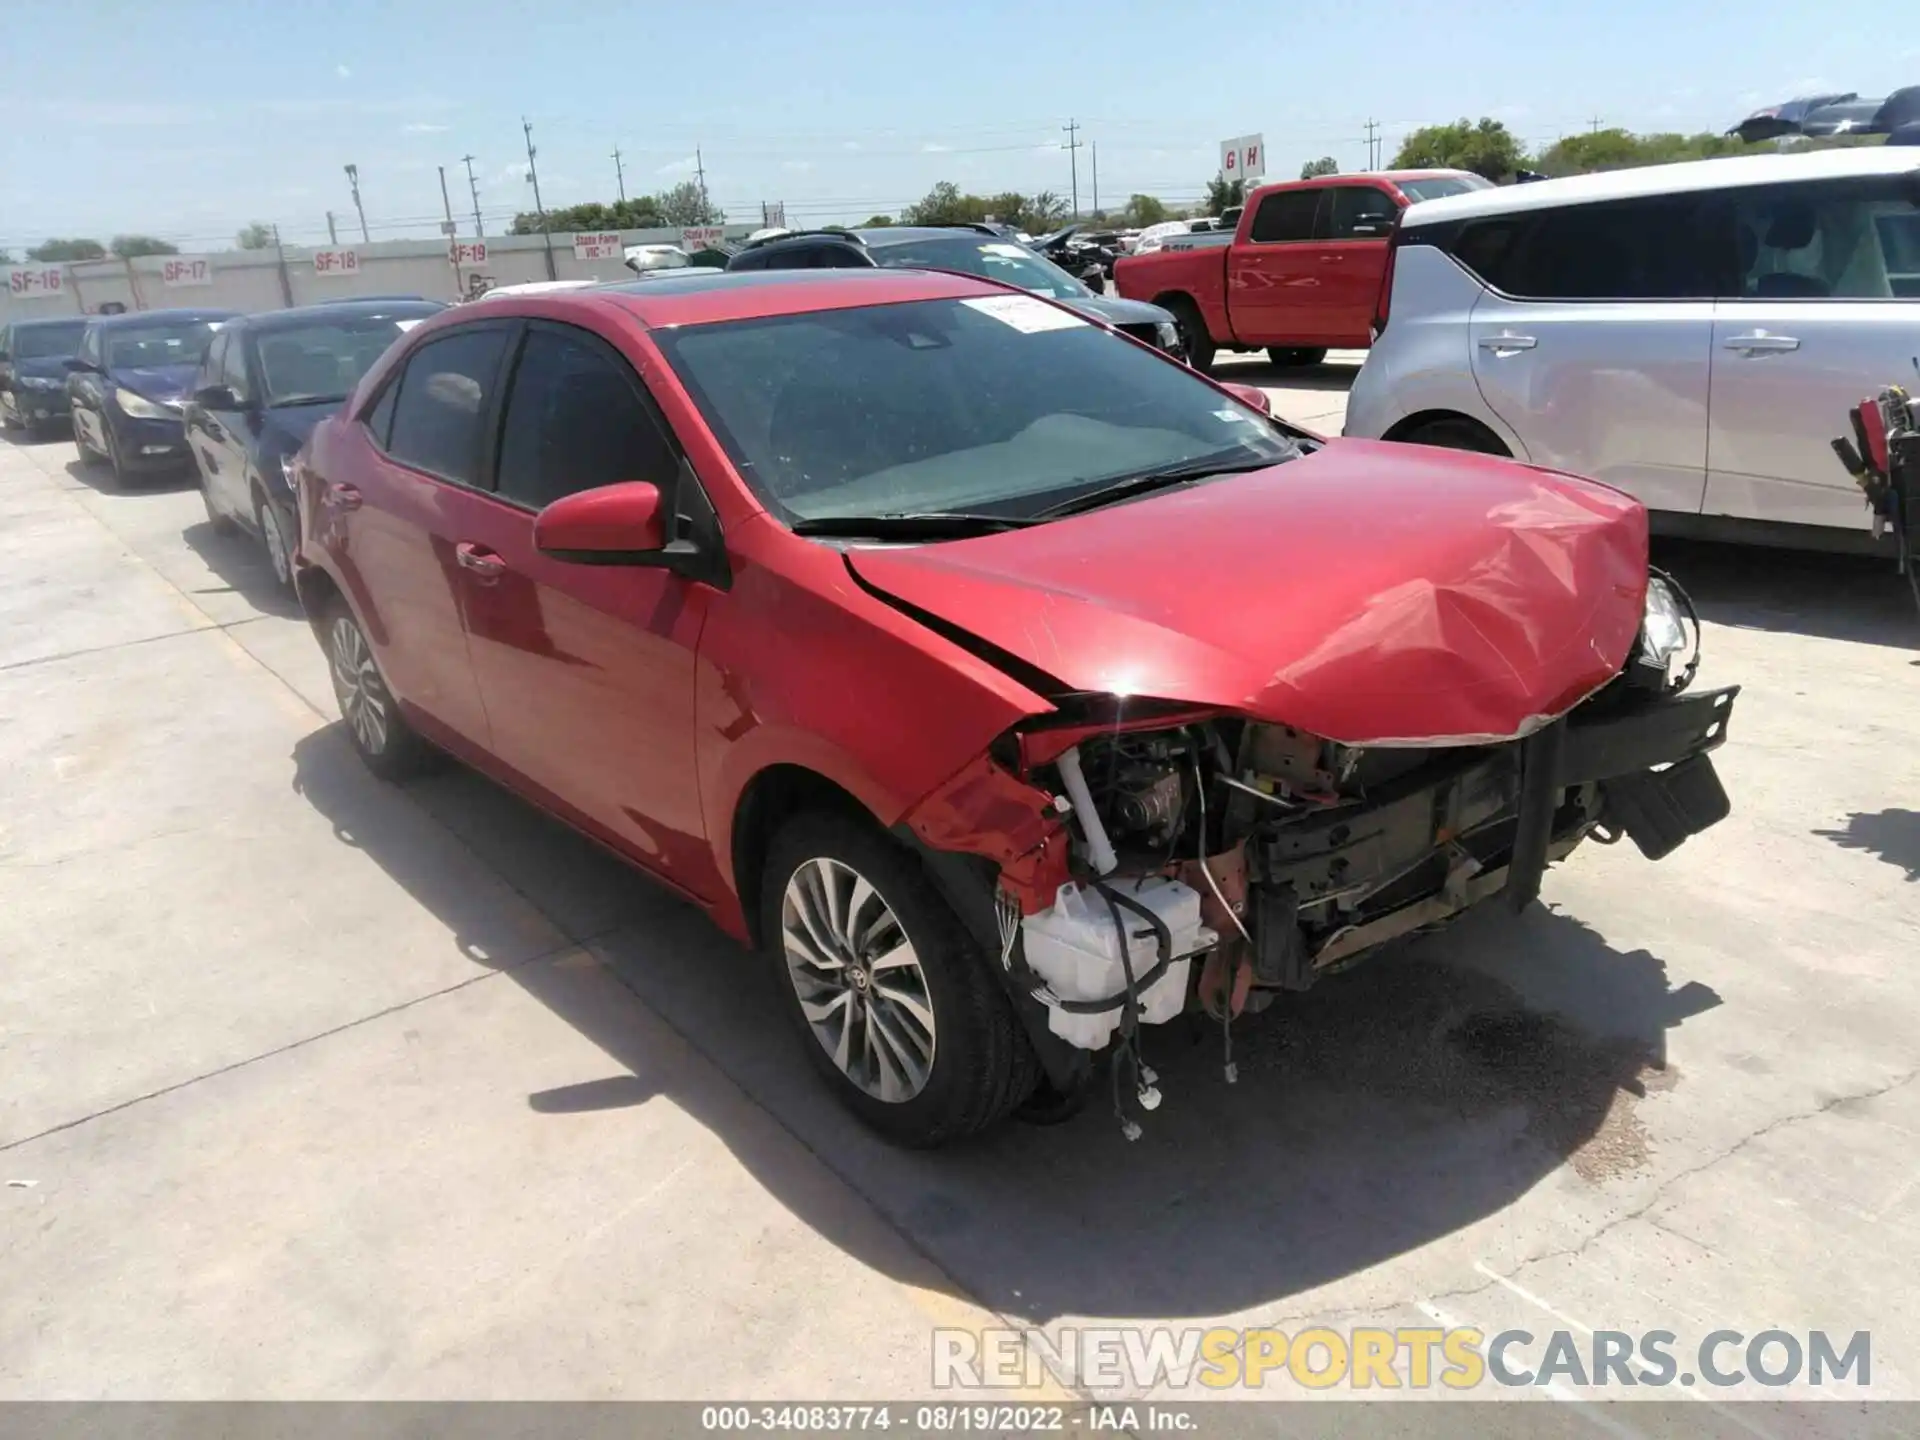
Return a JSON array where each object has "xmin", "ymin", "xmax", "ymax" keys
[
  {"xmin": 323, "ymin": 600, "xmax": 435, "ymax": 781},
  {"xmin": 761, "ymin": 813, "xmax": 1038, "ymax": 1146},
  {"xmin": 255, "ymin": 488, "xmax": 295, "ymax": 593}
]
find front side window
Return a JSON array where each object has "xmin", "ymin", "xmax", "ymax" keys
[
  {"xmin": 872, "ymin": 237, "xmax": 1090, "ymax": 298},
  {"xmin": 653, "ymin": 295, "xmax": 1299, "ymax": 523},
  {"xmin": 221, "ymin": 332, "xmax": 253, "ymax": 403},
  {"xmin": 1725, "ymin": 176, "xmax": 1920, "ymax": 299},
  {"xmin": 1249, "ymin": 190, "xmax": 1320, "ymax": 243},
  {"xmin": 78, "ymin": 326, "xmax": 103, "ymax": 367},
  {"xmin": 383, "ymin": 327, "xmax": 510, "ymax": 486},
  {"xmin": 1325, "ymin": 186, "xmax": 1399, "ymax": 239},
  {"xmin": 12, "ymin": 321, "xmax": 88, "ymax": 360},
  {"xmin": 495, "ymin": 326, "xmax": 678, "ymax": 509},
  {"xmin": 103, "ymin": 319, "xmax": 223, "ymax": 370},
  {"xmin": 198, "ymin": 332, "xmax": 228, "ymax": 391}
]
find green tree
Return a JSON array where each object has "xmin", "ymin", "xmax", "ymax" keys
[
  {"xmin": 0, "ymin": 248, "xmax": 14, "ymax": 265},
  {"xmin": 1204, "ymin": 174, "xmax": 1246, "ymax": 213},
  {"xmin": 905, "ymin": 182, "xmax": 983, "ymax": 225},
  {"xmin": 1124, "ymin": 194, "xmax": 1168, "ymax": 226},
  {"xmin": 27, "ymin": 238, "xmax": 106, "ymax": 262},
  {"xmin": 110, "ymin": 234, "xmax": 179, "ymax": 258},
  {"xmin": 235, "ymin": 223, "xmax": 275, "ymax": 250},
  {"xmin": 1391, "ymin": 118, "xmax": 1528, "ymax": 181},
  {"xmin": 1300, "ymin": 156, "xmax": 1339, "ymax": 179},
  {"xmin": 510, "ymin": 196, "xmax": 668, "ymax": 234},
  {"xmin": 656, "ymin": 181, "xmax": 723, "ymax": 226},
  {"xmin": 863, "ymin": 214, "xmax": 895, "ymax": 227}
]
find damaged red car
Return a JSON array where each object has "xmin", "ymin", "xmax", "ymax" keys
[{"xmin": 292, "ymin": 268, "xmax": 1739, "ymax": 1146}]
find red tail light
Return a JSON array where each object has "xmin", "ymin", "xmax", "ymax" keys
[{"xmin": 1372, "ymin": 228, "xmax": 1400, "ymax": 338}]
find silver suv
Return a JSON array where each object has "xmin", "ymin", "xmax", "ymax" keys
[{"xmin": 1344, "ymin": 147, "xmax": 1920, "ymax": 548}]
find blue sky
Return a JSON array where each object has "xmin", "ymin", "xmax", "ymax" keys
[{"xmin": 2, "ymin": 0, "xmax": 1912, "ymax": 251}]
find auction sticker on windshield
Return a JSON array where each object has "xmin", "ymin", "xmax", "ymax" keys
[{"xmin": 960, "ymin": 295, "xmax": 1086, "ymax": 333}]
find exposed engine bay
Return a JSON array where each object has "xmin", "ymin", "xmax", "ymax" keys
[{"xmin": 938, "ymin": 574, "xmax": 1740, "ymax": 1137}]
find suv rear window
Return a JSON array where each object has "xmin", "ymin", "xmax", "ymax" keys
[{"xmin": 1396, "ymin": 176, "xmax": 1492, "ymax": 203}]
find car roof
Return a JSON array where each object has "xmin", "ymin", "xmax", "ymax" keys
[
  {"xmin": 486, "ymin": 266, "xmax": 1004, "ymax": 329},
  {"xmin": 88, "ymin": 307, "xmax": 238, "ymax": 330},
  {"xmin": 6, "ymin": 315, "xmax": 90, "ymax": 331},
  {"xmin": 1403, "ymin": 145, "xmax": 1920, "ymax": 225},
  {"xmin": 238, "ymin": 299, "xmax": 445, "ymax": 332}
]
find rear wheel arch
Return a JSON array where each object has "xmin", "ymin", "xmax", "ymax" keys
[
  {"xmin": 1382, "ymin": 409, "xmax": 1513, "ymax": 456},
  {"xmin": 294, "ymin": 562, "xmax": 343, "ymax": 631}
]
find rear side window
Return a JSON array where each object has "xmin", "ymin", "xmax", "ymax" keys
[
  {"xmin": 494, "ymin": 325, "xmax": 679, "ymax": 509},
  {"xmin": 1451, "ymin": 197, "xmax": 1720, "ymax": 300},
  {"xmin": 1249, "ymin": 190, "xmax": 1319, "ymax": 243},
  {"xmin": 757, "ymin": 246, "xmax": 820, "ymax": 270},
  {"xmin": 384, "ymin": 327, "xmax": 510, "ymax": 485},
  {"xmin": 1325, "ymin": 186, "xmax": 1399, "ymax": 239},
  {"xmin": 1723, "ymin": 175, "xmax": 1920, "ymax": 299}
]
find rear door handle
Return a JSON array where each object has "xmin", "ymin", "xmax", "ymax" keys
[
  {"xmin": 1722, "ymin": 332, "xmax": 1800, "ymax": 353},
  {"xmin": 1477, "ymin": 332, "xmax": 1537, "ymax": 352},
  {"xmin": 326, "ymin": 482, "xmax": 362, "ymax": 511},
  {"xmin": 455, "ymin": 541, "xmax": 506, "ymax": 581}
]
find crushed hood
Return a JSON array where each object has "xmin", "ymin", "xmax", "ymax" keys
[{"xmin": 846, "ymin": 440, "xmax": 1649, "ymax": 746}]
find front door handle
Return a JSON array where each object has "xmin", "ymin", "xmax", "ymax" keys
[
  {"xmin": 455, "ymin": 541, "xmax": 506, "ymax": 581},
  {"xmin": 1722, "ymin": 332, "xmax": 1800, "ymax": 354},
  {"xmin": 325, "ymin": 482, "xmax": 362, "ymax": 511},
  {"xmin": 1477, "ymin": 332, "xmax": 1537, "ymax": 353}
]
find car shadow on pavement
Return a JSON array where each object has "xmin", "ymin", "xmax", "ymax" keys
[
  {"xmin": 179, "ymin": 518, "xmax": 303, "ymax": 619},
  {"xmin": 1218, "ymin": 359, "xmax": 1360, "ymax": 393},
  {"xmin": 1816, "ymin": 809, "xmax": 1920, "ymax": 882},
  {"xmin": 59, "ymin": 453, "xmax": 199, "ymax": 499},
  {"xmin": 289, "ymin": 724, "xmax": 1722, "ymax": 1326},
  {"xmin": 1651, "ymin": 537, "xmax": 1918, "ymax": 650}
]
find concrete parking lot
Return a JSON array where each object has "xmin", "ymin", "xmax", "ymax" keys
[{"xmin": 3, "ymin": 368, "xmax": 1918, "ymax": 1419}]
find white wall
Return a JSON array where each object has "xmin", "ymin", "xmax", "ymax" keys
[{"xmin": 2, "ymin": 227, "xmax": 756, "ymax": 324}]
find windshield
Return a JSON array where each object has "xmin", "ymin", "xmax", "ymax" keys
[
  {"xmin": 872, "ymin": 237, "xmax": 1092, "ymax": 299},
  {"xmin": 105, "ymin": 321, "xmax": 221, "ymax": 370},
  {"xmin": 12, "ymin": 321, "xmax": 88, "ymax": 360},
  {"xmin": 1397, "ymin": 176, "xmax": 1494, "ymax": 202},
  {"xmin": 654, "ymin": 295, "xmax": 1299, "ymax": 525},
  {"xmin": 257, "ymin": 316, "xmax": 422, "ymax": 405}
]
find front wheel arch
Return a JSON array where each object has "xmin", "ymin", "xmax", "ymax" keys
[
  {"xmin": 731, "ymin": 764, "xmax": 880, "ymax": 951},
  {"xmin": 1382, "ymin": 410, "xmax": 1514, "ymax": 456}
]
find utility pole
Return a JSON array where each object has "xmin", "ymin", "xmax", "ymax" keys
[
  {"xmin": 1363, "ymin": 119, "xmax": 1381, "ymax": 171},
  {"xmin": 1590, "ymin": 114, "xmax": 1604, "ymax": 135},
  {"xmin": 1091, "ymin": 140, "xmax": 1099, "ymax": 218},
  {"xmin": 523, "ymin": 117, "xmax": 556, "ymax": 279},
  {"xmin": 343, "ymin": 163, "xmax": 369, "ymax": 243},
  {"xmin": 613, "ymin": 144, "xmax": 627, "ymax": 203},
  {"xmin": 694, "ymin": 147, "xmax": 710, "ymax": 217},
  {"xmin": 1062, "ymin": 119, "xmax": 1082, "ymax": 218},
  {"xmin": 461, "ymin": 154, "xmax": 484, "ymax": 237},
  {"xmin": 325, "ymin": 210, "xmax": 338, "ymax": 245},
  {"xmin": 438, "ymin": 165, "xmax": 464, "ymax": 294}
]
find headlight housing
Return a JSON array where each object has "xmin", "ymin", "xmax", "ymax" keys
[
  {"xmin": 1634, "ymin": 572, "xmax": 1699, "ymax": 690},
  {"xmin": 21, "ymin": 375, "xmax": 62, "ymax": 391},
  {"xmin": 114, "ymin": 387, "xmax": 171, "ymax": 420},
  {"xmin": 1154, "ymin": 320, "xmax": 1181, "ymax": 352}
]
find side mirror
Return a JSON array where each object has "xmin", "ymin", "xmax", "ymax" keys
[
  {"xmin": 1220, "ymin": 382, "xmax": 1273, "ymax": 416},
  {"xmin": 534, "ymin": 481, "xmax": 667, "ymax": 563},
  {"xmin": 193, "ymin": 384, "xmax": 239, "ymax": 410}
]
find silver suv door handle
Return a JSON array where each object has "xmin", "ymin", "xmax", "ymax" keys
[
  {"xmin": 1477, "ymin": 333, "xmax": 1537, "ymax": 352},
  {"xmin": 1723, "ymin": 332, "xmax": 1800, "ymax": 353}
]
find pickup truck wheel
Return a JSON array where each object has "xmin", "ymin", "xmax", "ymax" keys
[
  {"xmin": 762, "ymin": 812, "xmax": 1039, "ymax": 1147},
  {"xmin": 1399, "ymin": 416, "xmax": 1512, "ymax": 457},
  {"xmin": 1268, "ymin": 347, "xmax": 1328, "ymax": 368},
  {"xmin": 1164, "ymin": 299, "xmax": 1215, "ymax": 373}
]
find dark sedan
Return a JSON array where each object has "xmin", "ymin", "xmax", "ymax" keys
[
  {"xmin": 726, "ymin": 225, "xmax": 1185, "ymax": 358},
  {"xmin": 186, "ymin": 298, "xmax": 445, "ymax": 590},
  {"xmin": 1, "ymin": 317, "xmax": 90, "ymax": 436},
  {"xmin": 67, "ymin": 308, "xmax": 236, "ymax": 486}
]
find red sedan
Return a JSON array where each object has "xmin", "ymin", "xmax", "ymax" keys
[{"xmin": 292, "ymin": 268, "xmax": 1738, "ymax": 1146}]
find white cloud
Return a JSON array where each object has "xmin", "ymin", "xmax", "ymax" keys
[
  {"xmin": 494, "ymin": 162, "xmax": 529, "ymax": 185},
  {"xmin": 657, "ymin": 154, "xmax": 700, "ymax": 175},
  {"xmin": 782, "ymin": 160, "xmax": 813, "ymax": 174},
  {"xmin": 336, "ymin": 64, "xmax": 352, "ymax": 79},
  {"xmin": 404, "ymin": 122, "xmax": 450, "ymax": 134},
  {"xmin": 842, "ymin": 141, "xmax": 861, "ymax": 152},
  {"xmin": 921, "ymin": 142, "xmax": 951, "ymax": 153}
]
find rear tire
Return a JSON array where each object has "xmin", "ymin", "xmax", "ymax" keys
[
  {"xmin": 1397, "ymin": 416, "xmax": 1512, "ymax": 457},
  {"xmin": 1163, "ymin": 297, "xmax": 1216, "ymax": 373},
  {"xmin": 255, "ymin": 488, "xmax": 295, "ymax": 593},
  {"xmin": 1267, "ymin": 347, "xmax": 1328, "ymax": 367},
  {"xmin": 761, "ymin": 812, "xmax": 1039, "ymax": 1147},
  {"xmin": 322, "ymin": 598, "xmax": 436, "ymax": 782},
  {"xmin": 104, "ymin": 427, "xmax": 130, "ymax": 490}
]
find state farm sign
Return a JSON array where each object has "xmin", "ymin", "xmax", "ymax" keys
[{"xmin": 572, "ymin": 232, "xmax": 623, "ymax": 261}]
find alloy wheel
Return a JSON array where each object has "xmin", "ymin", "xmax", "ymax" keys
[
  {"xmin": 328, "ymin": 616, "xmax": 390, "ymax": 756},
  {"xmin": 780, "ymin": 857, "xmax": 937, "ymax": 1103},
  {"xmin": 260, "ymin": 501, "xmax": 292, "ymax": 586}
]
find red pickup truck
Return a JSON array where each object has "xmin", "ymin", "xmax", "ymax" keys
[{"xmin": 1113, "ymin": 170, "xmax": 1490, "ymax": 372}]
